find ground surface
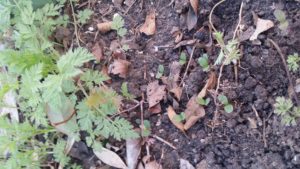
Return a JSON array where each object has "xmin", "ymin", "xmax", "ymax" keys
[{"xmin": 63, "ymin": 0, "xmax": 300, "ymax": 168}]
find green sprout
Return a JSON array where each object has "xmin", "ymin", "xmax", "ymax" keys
[
  {"xmin": 156, "ymin": 64, "xmax": 164, "ymax": 79},
  {"xmin": 274, "ymin": 9, "xmax": 289, "ymax": 31},
  {"xmin": 287, "ymin": 53, "xmax": 300, "ymax": 72},
  {"xmin": 197, "ymin": 97, "xmax": 211, "ymax": 106},
  {"xmin": 111, "ymin": 13, "xmax": 127, "ymax": 37},
  {"xmin": 274, "ymin": 97, "xmax": 300, "ymax": 126},
  {"xmin": 179, "ymin": 52, "xmax": 187, "ymax": 65},
  {"xmin": 121, "ymin": 82, "xmax": 135, "ymax": 100},
  {"xmin": 218, "ymin": 94, "xmax": 233, "ymax": 113},
  {"xmin": 173, "ymin": 112, "xmax": 186, "ymax": 123},
  {"xmin": 76, "ymin": 9, "xmax": 93, "ymax": 25},
  {"xmin": 198, "ymin": 53, "xmax": 210, "ymax": 72}
]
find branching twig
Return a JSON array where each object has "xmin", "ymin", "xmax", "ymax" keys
[{"xmin": 268, "ymin": 39, "xmax": 300, "ymax": 106}]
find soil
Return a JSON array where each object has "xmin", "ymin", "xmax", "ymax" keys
[{"xmin": 64, "ymin": 0, "xmax": 300, "ymax": 168}]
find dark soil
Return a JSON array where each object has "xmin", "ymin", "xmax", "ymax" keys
[{"xmin": 70, "ymin": 0, "xmax": 300, "ymax": 168}]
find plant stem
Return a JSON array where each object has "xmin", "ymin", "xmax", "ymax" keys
[
  {"xmin": 70, "ymin": 0, "xmax": 81, "ymax": 47},
  {"xmin": 180, "ymin": 45, "xmax": 196, "ymax": 86},
  {"xmin": 209, "ymin": 0, "xmax": 226, "ymax": 32},
  {"xmin": 268, "ymin": 39, "xmax": 300, "ymax": 106}
]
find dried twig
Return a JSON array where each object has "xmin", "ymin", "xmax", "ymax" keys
[
  {"xmin": 209, "ymin": 0, "xmax": 225, "ymax": 32},
  {"xmin": 70, "ymin": 0, "xmax": 81, "ymax": 47},
  {"xmin": 152, "ymin": 135, "xmax": 177, "ymax": 150},
  {"xmin": 180, "ymin": 45, "xmax": 196, "ymax": 86},
  {"xmin": 268, "ymin": 38, "xmax": 300, "ymax": 106}
]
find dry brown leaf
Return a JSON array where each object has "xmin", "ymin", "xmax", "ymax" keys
[
  {"xmin": 250, "ymin": 18, "xmax": 274, "ymax": 41},
  {"xmin": 92, "ymin": 43, "xmax": 104, "ymax": 62},
  {"xmin": 196, "ymin": 160, "xmax": 208, "ymax": 169},
  {"xmin": 126, "ymin": 137, "xmax": 142, "ymax": 169},
  {"xmin": 197, "ymin": 72, "xmax": 216, "ymax": 98},
  {"xmin": 94, "ymin": 148, "xmax": 127, "ymax": 169},
  {"xmin": 180, "ymin": 159, "xmax": 195, "ymax": 169},
  {"xmin": 190, "ymin": 0, "xmax": 199, "ymax": 15},
  {"xmin": 247, "ymin": 117, "xmax": 257, "ymax": 129},
  {"xmin": 138, "ymin": 156, "xmax": 162, "ymax": 169},
  {"xmin": 146, "ymin": 81, "xmax": 166, "ymax": 108},
  {"xmin": 184, "ymin": 96, "xmax": 205, "ymax": 130},
  {"xmin": 149, "ymin": 104, "xmax": 162, "ymax": 114},
  {"xmin": 167, "ymin": 106, "xmax": 185, "ymax": 132},
  {"xmin": 97, "ymin": 22, "xmax": 112, "ymax": 33},
  {"xmin": 109, "ymin": 59, "xmax": 131, "ymax": 78},
  {"xmin": 140, "ymin": 10, "xmax": 156, "ymax": 35},
  {"xmin": 187, "ymin": 5, "xmax": 198, "ymax": 31},
  {"xmin": 170, "ymin": 87, "xmax": 183, "ymax": 101}
]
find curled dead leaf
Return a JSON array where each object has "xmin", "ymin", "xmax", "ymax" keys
[
  {"xmin": 92, "ymin": 43, "xmax": 103, "ymax": 62},
  {"xmin": 140, "ymin": 10, "xmax": 156, "ymax": 35},
  {"xmin": 250, "ymin": 18, "xmax": 274, "ymax": 41},
  {"xmin": 187, "ymin": 5, "xmax": 198, "ymax": 31},
  {"xmin": 138, "ymin": 155, "xmax": 162, "ymax": 169},
  {"xmin": 126, "ymin": 137, "xmax": 142, "ymax": 169},
  {"xmin": 170, "ymin": 87, "xmax": 183, "ymax": 101},
  {"xmin": 148, "ymin": 103, "xmax": 162, "ymax": 114},
  {"xmin": 197, "ymin": 72, "xmax": 216, "ymax": 98},
  {"xmin": 109, "ymin": 59, "xmax": 131, "ymax": 78},
  {"xmin": 97, "ymin": 21, "xmax": 112, "ymax": 33},
  {"xmin": 190, "ymin": 0, "xmax": 199, "ymax": 15},
  {"xmin": 146, "ymin": 81, "xmax": 166, "ymax": 108},
  {"xmin": 184, "ymin": 96, "xmax": 205, "ymax": 130},
  {"xmin": 167, "ymin": 106, "xmax": 185, "ymax": 132},
  {"xmin": 94, "ymin": 148, "xmax": 128, "ymax": 169}
]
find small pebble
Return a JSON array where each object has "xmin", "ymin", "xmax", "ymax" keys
[{"xmin": 88, "ymin": 27, "xmax": 94, "ymax": 31}]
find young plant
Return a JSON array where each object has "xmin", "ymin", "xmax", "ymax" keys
[
  {"xmin": 121, "ymin": 82, "xmax": 135, "ymax": 100},
  {"xmin": 218, "ymin": 94, "xmax": 233, "ymax": 113},
  {"xmin": 76, "ymin": 9, "xmax": 93, "ymax": 25},
  {"xmin": 111, "ymin": 13, "xmax": 127, "ymax": 37},
  {"xmin": 197, "ymin": 97, "xmax": 211, "ymax": 106},
  {"xmin": 214, "ymin": 32, "xmax": 240, "ymax": 66},
  {"xmin": 156, "ymin": 64, "xmax": 164, "ymax": 79},
  {"xmin": 173, "ymin": 112, "xmax": 186, "ymax": 123},
  {"xmin": 274, "ymin": 97, "xmax": 300, "ymax": 126},
  {"xmin": 0, "ymin": 1, "xmax": 138, "ymax": 168},
  {"xmin": 179, "ymin": 52, "xmax": 187, "ymax": 65},
  {"xmin": 198, "ymin": 53, "xmax": 210, "ymax": 72},
  {"xmin": 287, "ymin": 53, "xmax": 300, "ymax": 72},
  {"xmin": 274, "ymin": 9, "xmax": 289, "ymax": 31},
  {"xmin": 136, "ymin": 119, "xmax": 151, "ymax": 137}
]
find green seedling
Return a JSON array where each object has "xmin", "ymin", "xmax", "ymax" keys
[
  {"xmin": 218, "ymin": 94, "xmax": 233, "ymax": 113},
  {"xmin": 179, "ymin": 52, "xmax": 187, "ymax": 65},
  {"xmin": 156, "ymin": 64, "xmax": 164, "ymax": 79},
  {"xmin": 274, "ymin": 97, "xmax": 300, "ymax": 126},
  {"xmin": 287, "ymin": 53, "xmax": 300, "ymax": 72},
  {"xmin": 76, "ymin": 9, "xmax": 93, "ymax": 25},
  {"xmin": 111, "ymin": 13, "xmax": 127, "ymax": 37},
  {"xmin": 197, "ymin": 97, "xmax": 211, "ymax": 106},
  {"xmin": 173, "ymin": 112, "xmax": 186, "ymax": 123},
  {"xmin": 274, "ymin": 9, "xmax": 289, "ymax": 31},
  {"xmin": 198, "ymin": 53, "xmax": 210, "ymax": 72},
  {"xmin": 136, "ymin": 119, "xmax": 151, "ymax": 137},
  {"xmin": 121, "ymin": 82, "xmax": 135, "ymax": 100}
]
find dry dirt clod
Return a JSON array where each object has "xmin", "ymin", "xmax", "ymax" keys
[
  {"xmin": 109, "ymin": 59, "xmax": 131, "ymax": 78},
  {"xmin": 140, "ymin": 9, "xmax": 156, "ymax": 35}
]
